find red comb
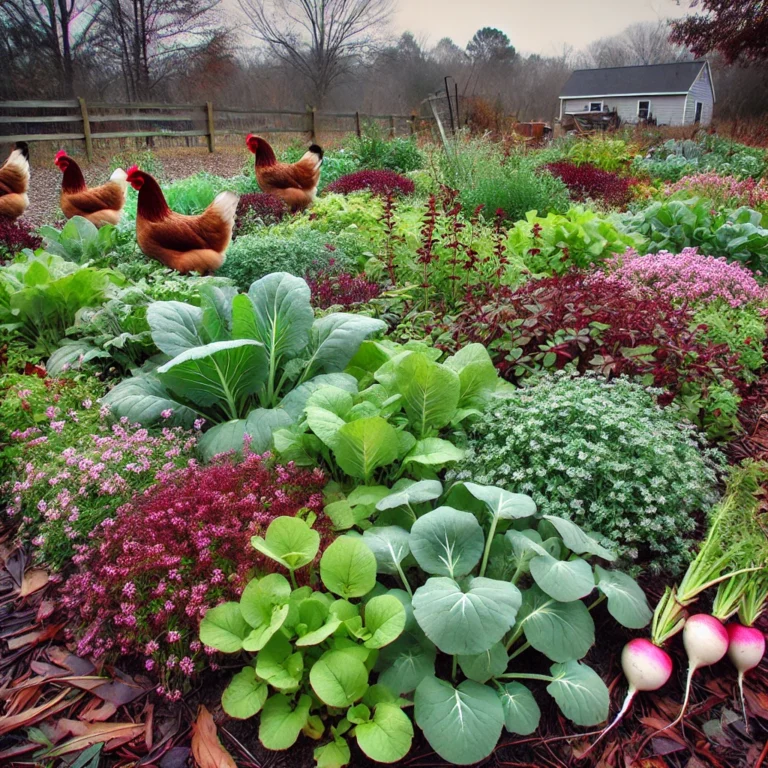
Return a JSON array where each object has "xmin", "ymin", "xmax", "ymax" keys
[
  {"xmin": 246, "ymin": 134, "xmax": 255, "ymax": 142},
  {"xmin": 126, "ymin": 165, "xmax": 140, "ymax": 176},
  {"xmin": 55, "ymin": 150, "xmax": 67, "ymax": 160}
]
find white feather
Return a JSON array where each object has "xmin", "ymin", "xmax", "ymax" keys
[
  {"xmin": 3, "ymin": 149, "xmax": 30, "ymax": 183},
  {"xmin": 210, "ymin": 191, "xmax": 239, "ymax": 224},
  {"xmin": 110, "ymin": 167, "xmax": 128, "ymax": 190}
]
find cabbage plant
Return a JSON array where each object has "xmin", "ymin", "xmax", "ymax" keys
[
  {"xmin": 40, "ymin": 215, "xmax": 121, "ymax": 264},
  {"xmin": 102, "ymin": 272, "xmax": 386, "ymax": 460}
]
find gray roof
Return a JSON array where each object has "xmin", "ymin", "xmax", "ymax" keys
[{"xmin": 560, "ymin": 61, "xmax": 708, "ymax": 98}]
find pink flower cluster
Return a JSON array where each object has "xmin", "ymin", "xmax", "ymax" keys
[
  {"xmin": 606, "ymin": 248, "xmax": 768, "ymax": 308},
  {"xmin": 664, "ymin": 173, "xmax": 768, "ymax": 210},
  {"xmin": 62, "ymin": 452, "xmax": 327, "ymax": 697}
]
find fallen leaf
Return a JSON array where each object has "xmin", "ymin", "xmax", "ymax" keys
[
  {"xmin": 46, "ymin": 647, "xmax": 95, "ymax": 675},
  {"xmin": 36, "ymin": 600, "xmax": 55, "ymax": 621},
  {"xmin": 191, "ymin": 706, "xmax": 237, "ymax": 768},
  {"xmin": 42, "ymin": 719, "xmax": 145, "ymax": 757},
  {"xmin": 6, "ymin": 630, "xmax": 44, "ymax": 651},
  {"xmin": 0, "ymin": 688, "xmax": 72, "ymax": 736},
  {"xmin": 80, "ymin": 700, "xmax": 118, "ymax": 722},
  {"xmin": 20, "ymin": 569, "xmax": 49, "ymax": 597}
]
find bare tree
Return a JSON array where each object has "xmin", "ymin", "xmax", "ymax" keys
[{"xmin": 237, "ymin": 0, "xmax": 394, "ymax": 106}]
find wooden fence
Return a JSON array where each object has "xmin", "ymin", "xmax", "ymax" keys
[{"xmin": 0, "ymin": 99, "xmax": 424, "ymax": 161}]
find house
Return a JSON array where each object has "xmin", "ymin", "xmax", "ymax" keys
[{"xmin": 558, "ymin": 60, "xmax": 715, "ymax": 127}]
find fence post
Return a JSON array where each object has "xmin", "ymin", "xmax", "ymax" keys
[
  {"xmin": 355, "ymin": 111, "xmax": 361, "ymax": 137},
  {"xmin": 206, "ymin": 101, "xmax": 215, "ymax": 153},
  {"xmin": 389, "ymin": 115, "xmax": 396, "ymax": 138},
  {"xmin": 308, "ymin": 106, "xmax": 316, "ymax": 141},
  {"xmin": 78, "ymin": 97, "xmax": 93, "ymax": 162},
  {"xmin": 410, "ymin": 112, "xmax": 417, "ymax": 136}
]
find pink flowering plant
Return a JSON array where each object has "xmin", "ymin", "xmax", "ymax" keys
[
  {"xmin": 605, "ymin": 248, "xmax": 768, "ymax": 308},
  {"xmin": 3, "ymin": 398, "xmax": 199, "ymax": 568},
  {"xmin": 62, "ymin": 452, "xmax": 327, "ymax": 699},
  {"xmin": 664, "ymin": 173, "xmax": 768, "ymax": 212}
]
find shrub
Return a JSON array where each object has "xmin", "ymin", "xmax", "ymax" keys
[
  {"xmin": 347, "ymin": 127, "xmax": 424, "ymax": 173},
  {"xmin": 449, "ymin": 372, "xmax": 722, "ymax": 574},
  {"xmin": 605, "ymin": 248, "xmax": 768, "ymax": 307},
  {"xmin": 325, "ymin": 169, "xmax": 415, "ymax": 197},
  {"xmin": 218, "ymin": 227, "xmax": 356, "ymax": 288},
  {"xmin": 545, "ymin": 162, "xmax": 636, "ymax": 208},
  {"xmin": 664, "ymin": 173, "xmax": 768, "ymax": 211},
  {"xmin": 234, "ymin": 192, "xmax": 286, "ymax": 235},
  {"xmin": 4, "ymin": 406, "xmax": 198, "ymax": 568},
  {"xmin": 0, "ymin": 218, "xmax": 42, "ymax": 262},
  {"xmin": 506, "ymin": 207, "xmax": 641, "ymax": 274},
  {"xmin": 439, "ymin": 271, "xmax": 747, "ymax": 436},
  {"xmin": 62, "ymin": 452, "xmax": 327, "ymax": 698},
  {"xmin": 566, "ymin": 137, "xmax": 632, "ymax": 172},
  {"xmin": 308, "ymin": 269, "xmax": 382, "ymax": 308}
]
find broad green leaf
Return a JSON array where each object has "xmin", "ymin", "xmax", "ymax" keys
[
  {"xmin": 246, "ymin": 272, "xmax": 314, "ymax": 363},
  {"xmin": 242, "ymin": 604, "xmax": 290, "ymax": 652},
  {"xmin": 459, "ymin": 642, "xmax": 509, "ymax": 684},
  {"xmin": 251, "ymin": 516, "xmax": 320, "ymax": 571},
  {"xmin": 594, "ymin": 565, "xmax": 652, "ymax": 629},
  {"xmin": 240, "ymin": 573, "xmax": 291, "ymax": 627},
  {"xmin": 515, "ymin": 585, "xmax": 594, "ymax": 662},
  {"xmin": 320, "ymin": 536, "xmax": 377, "ymax": 599},
  {"xmin": 102, "ymin": 375, "xmax": 197, "ymax": 427},
  {"xmin": 347, "ymin": 485, "xmax": 390, "ymax": 507},
  {"xmin": 200, "ymin": 284, "xmax": 237, "ymax": 343},
  {"xmin": 310, "ymin": 650, "xmax": 369, "ymax": 707},
  {"xmin": 147, "ymin": 301, "xmax": 204, "ymax": 356},
  {"xmin": 414, "ymin": 677, "xmax": 504, "ymax": 765},
  {"xmin": 255, "ymin": 635, "xmax": 304, "ymax": 692},
  {"xmin": 332, "ymin": 417, "xmax": 399, "ymax": 481},
  {"xmin": 546, "ymin": 661, "xmax": 610, "ymax": 726},
  {"xmin": 409, "ymin": 507, "xmax": 484, "ymax": 578},
  {"xmin": 157, "ymin": 339, "xmax": 268, "ymax": 415},
  {"xmin": 444, "ymin": 343, "xmax": 500, "ymax": 407},
  {"xmin": 305, "ymin": 313, "xmax": 387, "ymax": 378},
  {"xmin": 199, "ymin": 602, "xmax": 250, "ymax": 653},
  {"xmin": 355, "ymin": 703, "xmax": 413, "ymax": 763},
  {"xmin": 222, "ymin": 666, "xmax": 268, "ymax": 719},
  {"xmin": 259, "ymin": 693, "xmax": 312, "ymax": 750},
  {"xmin": 498, "ymin": 682, "xmax": 541, "ymax": 736},
  {"xmin": 47, "ymin": 340, "xmax": 108, "ymax": 375},
  {"xmin": 375, "ymin": 480, "xmax": 443, "ymax": 511},
  {"xmin": 395, "ymin": 353, "xmax": 460, "ymax": 437},
  {"xmin": 363, "ymin": 595, "xmax": 406, "ymax": 649},
  {"xmin": 198, "ymin": 419, "xmax": 248, "ymax": 462},
  {"xmin": 541, "ymin": 515, "xmax": 616, "ymax": 561},
  {"xmin": 305, "ymin": 406, "xmax": 346, "ymax": 449},
  {"xmin": 295, "ymin": 618, "xmax": 342, "ymax": 646},
  {"xmin": 413, "ymin": 576, "xmax": 521, "ymax": 655},
  {"xmin": 461, "ymin": 482, "xmax": 537, "ymax": 522},
  {"xmin": 306, "ymin": 386, "xmax": 355, "ymax": 417},
  {"xmin": 403, "ymin": 438, "xmax": 464, "ymax": 467},
  {"xmin": 377, "ymin": 632, "xmax": 436, "ymax": 694},
  {"xmin": 243, "ymin": 407, "xmax": 295, "ymax": 453},
  {"xmin": 314, "ymin": 738, "xmax": 351, "ymax": 768},
  {"xmin": 362, "ymin": 527, "xmax": 411, "ymax": 576},
  {"xmin": 529, "ymin": 555, "xmax": 595, "ymax": 602},
  {"xmin": 347, "ymin": 704, "xmax": 371, "ymax": 724},
  {"xmin": 279, "ymin": 373, "xmax": 358, "ymax": 419}
]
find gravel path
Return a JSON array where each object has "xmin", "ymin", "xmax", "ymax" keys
[{"xmin": 22, "ymin": 146, "xmax": 251, "ymax": 228}]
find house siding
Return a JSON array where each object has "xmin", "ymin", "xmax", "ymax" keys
[
  {"xmin": 684, "ymin": 65, "xmax": 714, "ymax": 126},
  {"xmin": 562, "ymin": 95, "xmax": 688, "ymax": 126}
]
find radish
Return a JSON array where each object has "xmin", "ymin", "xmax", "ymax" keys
[
  {"xmin": 635, "ymin": 614, "xmax": 730, "ymax": 760},
  {"xmin": 727, "ymin": 622, "xmax": 766, "ymax": 731},
  {"xmin": 578, "ymin": 639, "xmax": 673, "ymax": 759}
]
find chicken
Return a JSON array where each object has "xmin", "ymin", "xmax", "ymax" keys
[
  {"xmin": 246, "ymin": 135, "xmax": 323, "ymax": 211},
  {"xmin": 0, "ymin": 142, "xmax": 30, "ymax": 220},
  {"xmin": 127, "ymin": 166, "xmax": 239, "ymax": 275},
  {"xmin": 54, "ymin": 151, "xmax": 127, "ymax": 227}
]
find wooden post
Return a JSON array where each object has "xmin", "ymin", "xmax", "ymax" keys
[
  {"xmin": 78, "ymin": 97, "xmax": 93, "ymax": 162},
  {"xmin": 308, "ymin": 106, "xmax": 316, "ymax": 141},
  {"xmin": 355, "ymin": 111, "xmax": 361, "ymax": 137},
  {"xmin": 389, "ymin": 115, "xmax": 395, "ymax": 138},
  {"xmin": 410, "ymin": 112, "xmax": 417, "ymax": 136},
  {"xmin": 206, "ymin": 101, "xmax": 215, "ymax": 152}
]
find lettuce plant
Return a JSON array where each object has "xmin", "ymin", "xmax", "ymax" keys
[
  {"xmin": 0, "ymin": 252, "xmax": 124, "ymax": 356},
  {"xmin": 360, "ymin": 480, "xmax": 651, "ymax": 765},
  {"xmin": 272, "ymin": 340, "xmax": 508, "ymax": 489},
  {"xmin": 103, "ymin": 272, "xmax": 386, "ymax": 462},
  {"xmin": 40, "ymin": 216, "xmax": 121, "ymax": 264},
  {"xmin": 199, "ymin": 515, "xmax": 413, "ymax": 766}
]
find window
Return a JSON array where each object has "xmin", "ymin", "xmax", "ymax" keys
[
  {"xmin": 638, "ymin": 100, "xmax": 651, "ymax": 120},
  {"xmin": 589, "ymin": 102, "xmax": 603, "ymax": 112},
  {"xmin": 694, "ymin": 101, "xmax": 703, "ymax": 123}
]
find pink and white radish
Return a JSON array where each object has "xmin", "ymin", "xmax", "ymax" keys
[
  {"xmin": 578, "ymin": 639, "xmax": 673, "ymax": 758},
  {"xmin": 635, "ymin": 614, "xmax": 730, "ymax": 759},
  {"xmin": 727, "ymin": 622, "xmax": 766, "ymax": 730}
]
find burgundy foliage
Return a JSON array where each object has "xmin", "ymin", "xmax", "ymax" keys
[
  {"xmin": 326, "ymin": 169, "xmax": 415, "ymax": 197},
  {"xmin": 440, "ymin": 271, "xmax": 745, "ymax": 401},
  {"xmin": 308, "ymin": 270, "xmax": 382, "ymax": 308},
  {"xmin": 0, "ymin": 217, "xmax": 42, "ymax": 261},
  {"xmin": 545, "ymin": 162, "xmax": 636, "ymax": 208},
  {"xmin": 62, "ymin": 453, "xmax": 327, "ymax": 695},
  {"xmin": 234, "ymin": 192, "xmax": 287, "ymax": 232}
]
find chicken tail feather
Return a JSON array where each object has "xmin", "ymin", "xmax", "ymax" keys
[
  {"xmin": 110, "ymin": 167, "xmax": 128, "ymax": 190},
  {"xmin": 160, "ymin": 249, "xmax": 225, "ymax": 275},
  {"xmin": 3, "ymin": 148, "xmax": 30, "ymax": 176},
  {"xmin": 208, "ymin": 191, "xmax": 239, "ymax": 225}
]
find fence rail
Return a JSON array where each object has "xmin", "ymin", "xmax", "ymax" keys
[{"xmin": 0, "ymin": 98, "xmax": 426, "ymax": 160}]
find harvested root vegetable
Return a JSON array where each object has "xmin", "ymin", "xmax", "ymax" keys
[{"xmin": 727, "ymin": 622, "xmax": 766, "ymax": 730}]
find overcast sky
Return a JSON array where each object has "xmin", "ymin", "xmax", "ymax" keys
[{"xmin": 392, "ymin": 0, "xmax": 688, "ymax": 55}]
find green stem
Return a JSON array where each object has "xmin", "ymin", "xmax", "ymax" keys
[
  {"xmin": 451, "ymin": 656, "xmax": 458, "ymax": 682},
  {"xmin": 395, "ymin": 561, "xmax": 413, "ymax": 597},
  {"xmin": 508, "ymin": 641, "xmax": 530, "ymax": 661},
  {"xmin": 288, "ymin": 568, "xmax": 298, "ymax": 590},
  {"xmin": 499, "ymin": 672, "xmax": 553, "ymax": 682},
  {"xmin": 587, "ymin": 594, "xmax": 607, "ymax": 612},
  {"xmin": 505, "ymin": 625, "xmax": 524, "ymax": 651},
  {"xmin": 509, "ymin": 562, "xmax": 525, "ymax": 587},
  {"xmin": 478, "ymin": 514, "xmax": 499, "ymax": 579}
]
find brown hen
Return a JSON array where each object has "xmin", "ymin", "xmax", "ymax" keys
[{"xmin": 0, "ymin": 142, "xmax": 30, "ymax": 220}]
